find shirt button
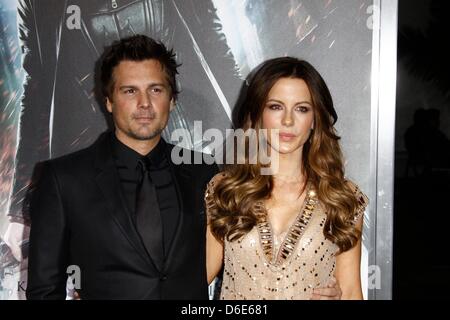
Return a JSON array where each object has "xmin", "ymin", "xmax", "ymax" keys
[{"xmin": 160, "ymin": 275, "xmax": 168, "ymax": 281}]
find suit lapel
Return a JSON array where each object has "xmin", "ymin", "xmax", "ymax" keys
[
  {"xmin": 163, "ymin": 145, "xmax": 197, "ymax": 270},
  {"xmin": 93, "ymin": 133, "xmax": 157, "ymax": 271}
]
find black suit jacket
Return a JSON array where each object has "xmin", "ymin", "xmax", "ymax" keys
[{"xmin": 26, "ymin": 132, "xmax": 218, "ymax": 299}]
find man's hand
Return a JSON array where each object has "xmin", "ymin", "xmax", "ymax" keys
[
  {"xmin": 3, "ymin": 222, "xmax": 30, "ymax": 261},
  {"xmin": 311, "ymin": 277, "xmax": 342, "ymax": 300}
]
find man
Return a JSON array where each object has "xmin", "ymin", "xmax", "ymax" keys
[
  {"xmin": 26, "ymin": 35, "xmax": 218, "ymax": 299},
  {"xmin": 6, "ymin": 0, "xmax": 241, "ymax": 263}
]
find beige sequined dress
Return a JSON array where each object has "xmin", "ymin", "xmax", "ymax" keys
[{"xmin": 205, "ymin": 173, "xmax": 368, "ymax": 300}]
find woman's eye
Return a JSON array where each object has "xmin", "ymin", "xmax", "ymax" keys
[
  {"xmin": 151, "ymin": 87, "xmax": 163, "ymax": 94},
  {"xmin": 268, "ymin": 104, "xmax": 282, "ymax": 110},
  {"xmin": 296, "ymin": 106, "xmax": 310, "ymax": 113},
  {"xmin": 124, "ymin": 89, "xmax": 135, "ymax": 94}
]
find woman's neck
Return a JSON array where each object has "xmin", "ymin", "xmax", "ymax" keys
[{"xmin": 271, "ymin": 148, "xmax": 305, "ymax": 183}]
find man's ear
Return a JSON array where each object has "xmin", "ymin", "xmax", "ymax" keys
[
  {"xmin": 170, "ymin": 98, "xmax": 176, "ymax": 111},
  {"xmin": 106, "ymin": 97, "xmax": 113, "ymax": 113}
]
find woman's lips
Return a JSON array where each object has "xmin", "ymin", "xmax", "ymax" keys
[{"xmin": 279, "ymin": 132, "xmax": 296, "ymax": 141}]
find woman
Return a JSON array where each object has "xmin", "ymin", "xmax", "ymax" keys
[{"xmin": 205, "ymin": 57, "xmax": 368, "ymax": 300}]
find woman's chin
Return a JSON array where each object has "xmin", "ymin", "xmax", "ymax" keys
[{"xmin": 270, "ymin": 145, "xmax": 300, "ymax": 155}]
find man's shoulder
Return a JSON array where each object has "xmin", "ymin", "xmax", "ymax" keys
[
  {"xmin": 166, "ymin": 143, "xmax": 215, "ymax": 164},
  {"xmin": 44, "ymin": 135, "xmax": 106, "ymax": 174},
  {"xmin": 166, "ymin": 143, "xmax": 218, "ymax": 176}
]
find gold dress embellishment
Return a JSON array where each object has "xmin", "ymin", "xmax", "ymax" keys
[{"xmin": 256, "ymin": 183, "xmax": 317, "ymax": 267}]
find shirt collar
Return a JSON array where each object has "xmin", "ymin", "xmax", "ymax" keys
[
  {"xmin": 111, "ymin": 133, "xmax": 167, "ymax": 169},
  {"xmin": 146, "ymin": 136, "xmax": 167, "ymax": 167}
]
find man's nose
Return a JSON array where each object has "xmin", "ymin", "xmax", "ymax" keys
[{"xmin": 138, "ymin": 92, "xmax": 151, "ymax": 108}]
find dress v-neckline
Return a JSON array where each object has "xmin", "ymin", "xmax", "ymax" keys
[{"xmin": 255, "ymin": 183, "xmax": 318, "ymax": 267}]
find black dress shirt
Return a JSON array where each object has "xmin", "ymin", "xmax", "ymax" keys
[{"xmin": 111, "ymin": 134, "xmax": 180, "ymax": 256}]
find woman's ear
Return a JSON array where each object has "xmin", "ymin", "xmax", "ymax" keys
[{"xmin": 170, "ymin": 98, "xmax": 175, "ymax": 111}]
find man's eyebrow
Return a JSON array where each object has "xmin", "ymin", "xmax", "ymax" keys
[
  {"xmin": 118, "ymin": 83, "xmax": 168, "ymax": 89},
  {"xmin": 118, "ymin": 85, "xmax": 137, "ymax": 89}
]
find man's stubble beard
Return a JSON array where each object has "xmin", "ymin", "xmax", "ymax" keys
[{"xmin": 127, "ymin": 124, "xmax": 165, "ymax": 141}]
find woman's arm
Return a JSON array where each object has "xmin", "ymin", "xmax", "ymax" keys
[
  {"xmin": 334, "ymin": 216, "xmax": 364, "ymax": 300},
  {"xmin": 206, "ymin": 224, "xmax": 224, "ymax": 284}
]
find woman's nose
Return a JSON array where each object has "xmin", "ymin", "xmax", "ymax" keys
[{"xmin": 282, "ymin": 111, "xmax": 294, "ymax": 126}]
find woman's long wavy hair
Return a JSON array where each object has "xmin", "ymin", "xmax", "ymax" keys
[{"xmin": 210, "ymin": 57, "xmax": 361, "ymax": 253}]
